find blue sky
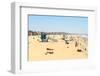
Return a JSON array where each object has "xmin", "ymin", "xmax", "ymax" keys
[{"xmin": 28, "ymin": 15, "xmax": 88, "ymax": 34}]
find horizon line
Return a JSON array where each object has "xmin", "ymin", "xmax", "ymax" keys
[{"xmin": 28, "ymin": 30, "xmax": 88, "ymax": 35}]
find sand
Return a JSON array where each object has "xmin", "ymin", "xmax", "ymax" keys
[{"xmin": 28, "ymin": 35, "xmax": 88, "ymax": 61}]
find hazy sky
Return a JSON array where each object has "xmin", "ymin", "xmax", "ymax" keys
[{"xmin": 28, "ymin": 15, "xmax": 88, "ymax": 34}]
